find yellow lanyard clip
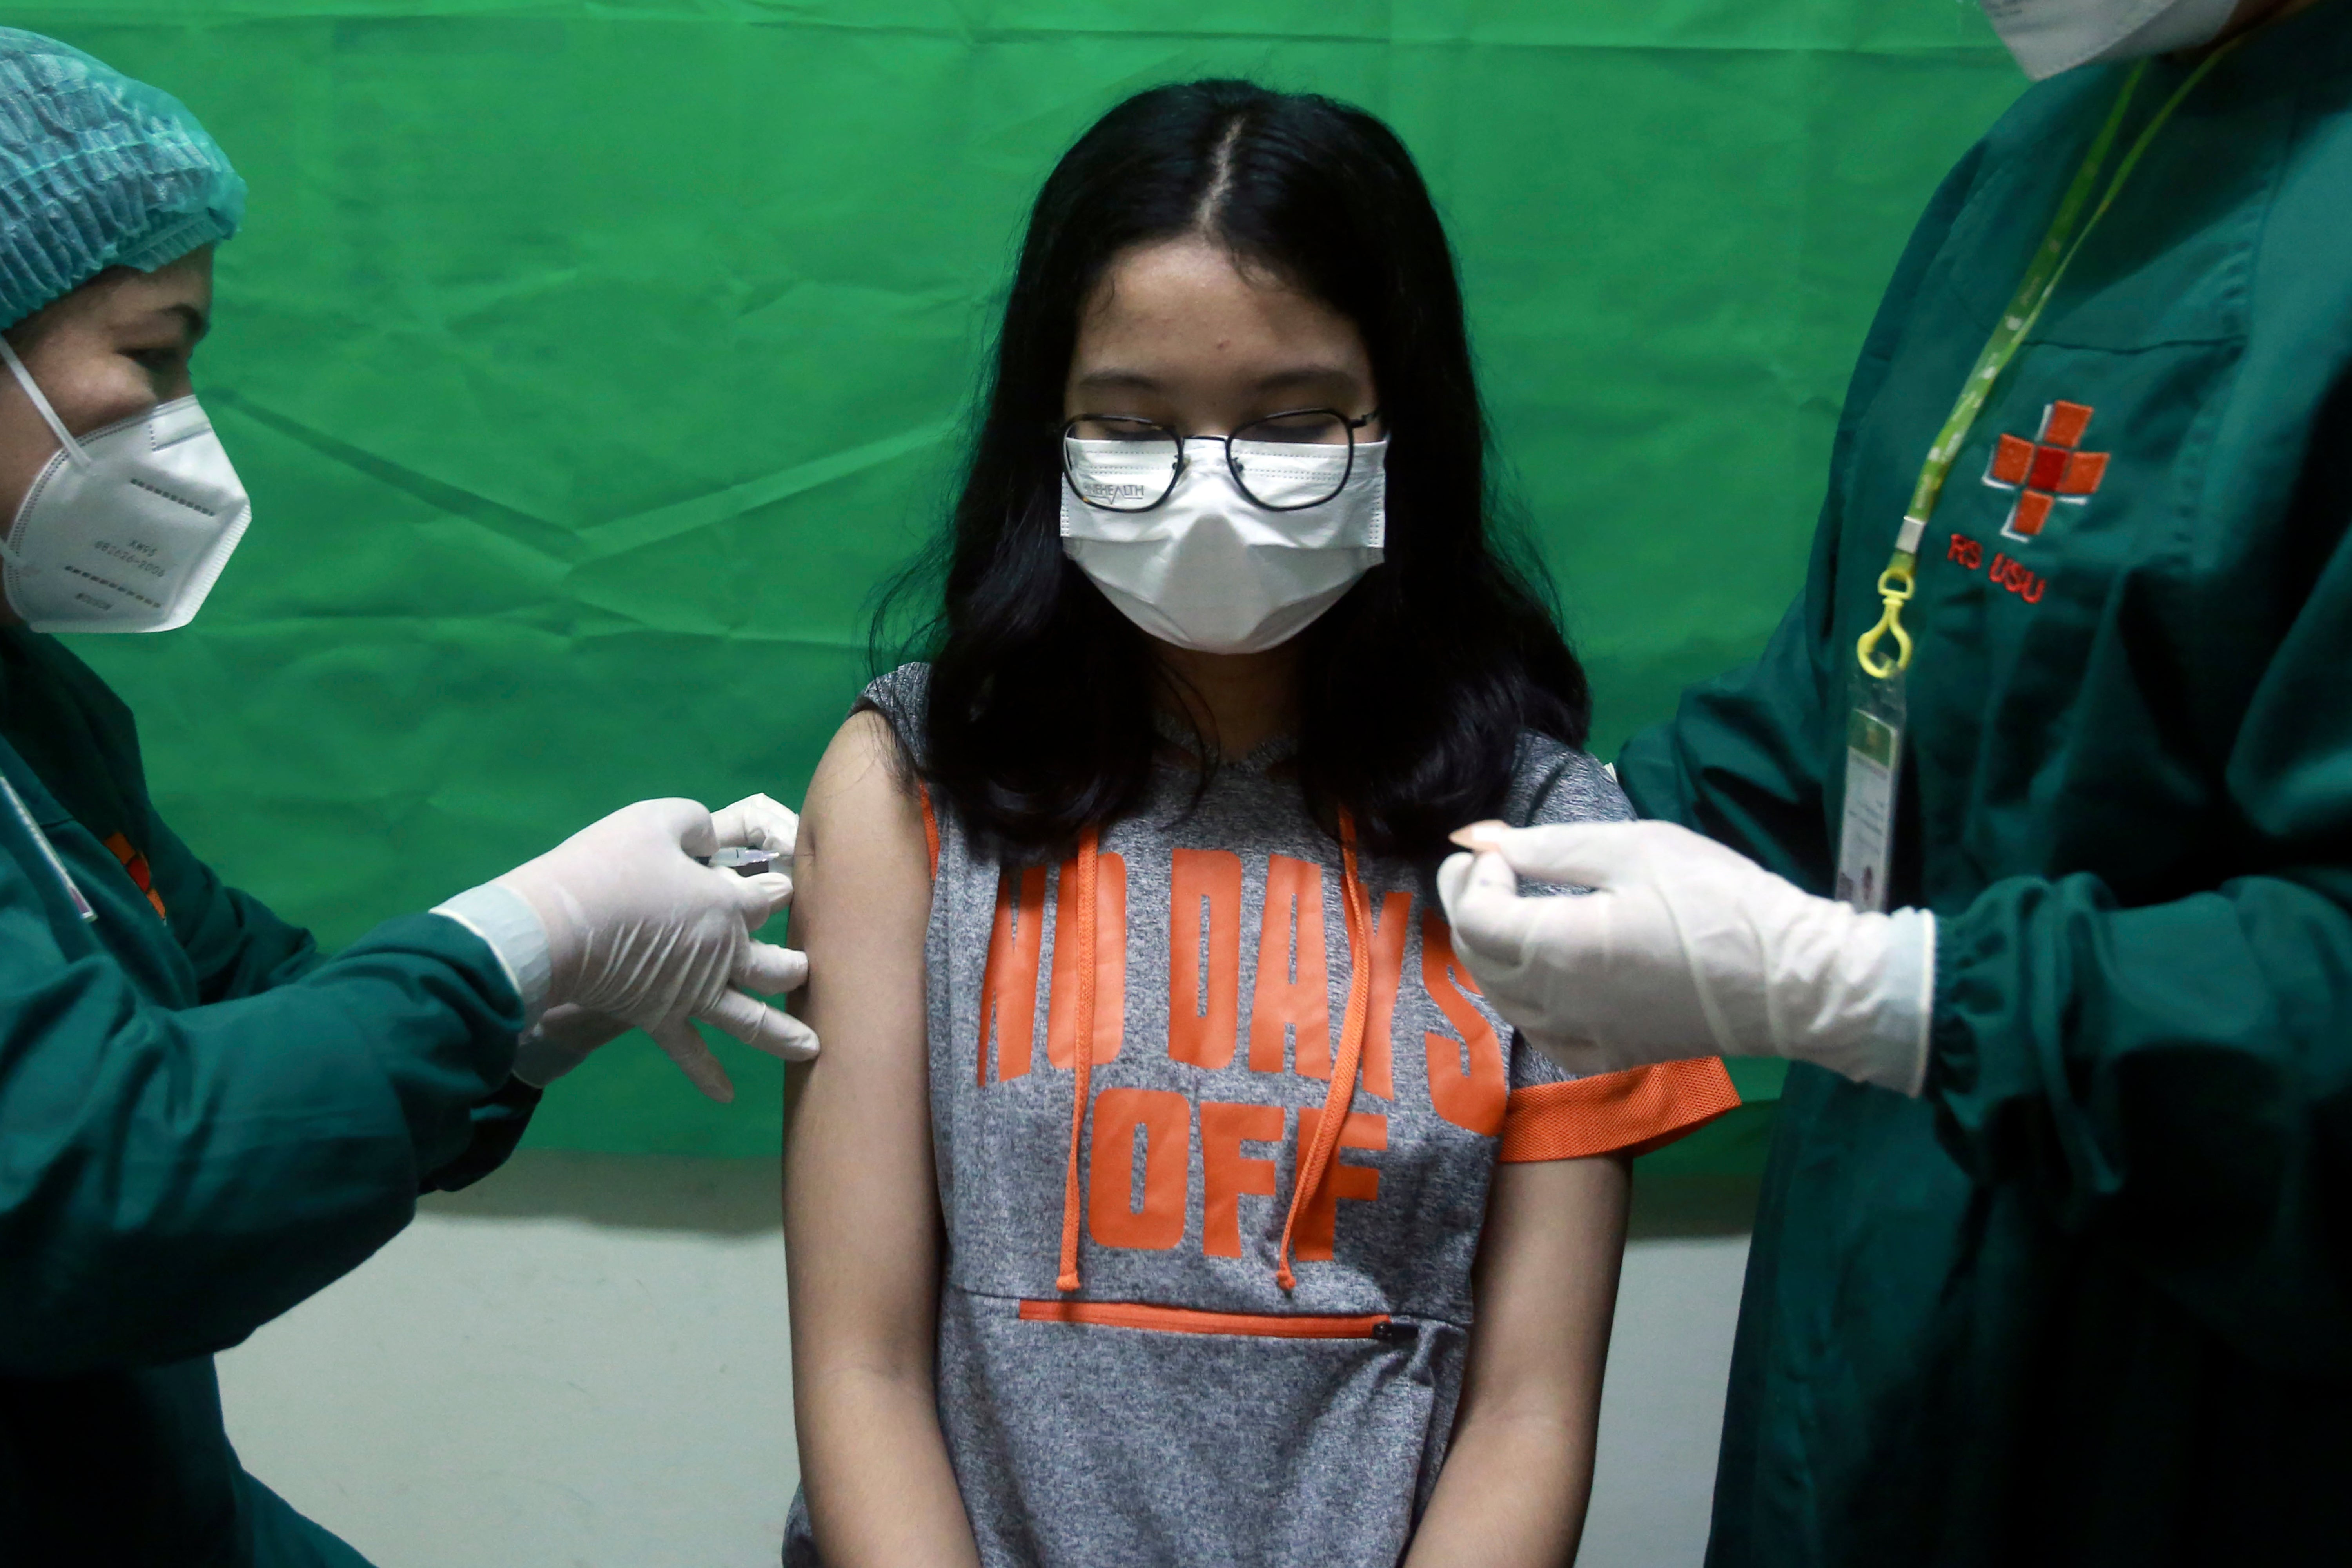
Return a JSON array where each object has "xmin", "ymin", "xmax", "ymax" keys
[{"xmin": 1856, "ymin": 554, "xmax": 1917, "ymax": 680}]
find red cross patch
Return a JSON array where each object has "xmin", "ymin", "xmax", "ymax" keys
[{"xmin": 1983, "ymin": 400, "xmax": 2108, "ymax": 542}]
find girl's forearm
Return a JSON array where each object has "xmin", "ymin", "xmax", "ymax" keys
[
  {"xmin": 796, "ymin": 1363, "xmax": 983, "ymax": 1568},
  {"xmin": 1406, "ymin": 1155, "xmax": 1625, "ymax": 1567},
  {"xmin": 1401, "ymin": 1406, "xmax": 1594, "ymax": 1568}
]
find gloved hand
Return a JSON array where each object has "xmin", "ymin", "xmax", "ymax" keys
[
  {"xmin": 438, "ymin": 794, "xmax": 813, "ymax": 1103},
  {"xmin": 510, "ymin": 1004, "xmax": 632, "ymax": 1090},
  {"xmin": 709, "ymin": 791, "xmax": 800, "ymax": 865},
  {"xmin": 1436, "ymin": 820, "xmax": 1935, "ymax": 1096},
  {"xmin": 505, "ymin": 793, "xmax": 809, "ymax": 1089}
]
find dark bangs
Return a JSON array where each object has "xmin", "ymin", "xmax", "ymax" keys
[{"xmin": 891, "ymin": 78, "xmax": 1591, "ymax": 864}]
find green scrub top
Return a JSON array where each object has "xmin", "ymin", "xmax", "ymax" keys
[
  {"xmin": 1618, "ymin": 10, "xmax": 2352, "ymax": 1565},
  {"xmin": 0, "ymin": 629, "xmax": 537, "ymax": 1565}
]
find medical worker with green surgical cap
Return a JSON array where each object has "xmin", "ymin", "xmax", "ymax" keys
[
  {"xmin": 1439, "ymin": 0, "xmax": 2351, "ymax": 1562},
  {"xmin": 0, "ymin": 30, "xmax": 815, "ymax": 1567}
]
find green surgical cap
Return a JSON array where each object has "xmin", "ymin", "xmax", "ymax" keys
[{"xmin": 0, "ymin": 30, "xmax": 244, "ymax": 331}]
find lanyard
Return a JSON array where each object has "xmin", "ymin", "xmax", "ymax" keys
[
  {"xmin": 1833, "ymin": 41, "xmax": 2244, "ymax": 914},
  {"xmin": 1854, "ymin": 42, "xmax": 2243, "ymax": 679}
]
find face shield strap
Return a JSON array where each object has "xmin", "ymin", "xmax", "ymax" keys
[{"xmin": 0, "ymin": 336, "xmax": 92, "ymax": 469}]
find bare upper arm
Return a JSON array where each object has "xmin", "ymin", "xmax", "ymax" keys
[
  {"xmin": 1462, "ymin": 1154, "xmax": 1632, "ymax": 1421},
  {"xmin": 791, "ymin": 708, "xmax": 931, "ymax": 987},
  {"xmin": 785, "ymin": 709, "xmax": 939, "ymax": 1369}
]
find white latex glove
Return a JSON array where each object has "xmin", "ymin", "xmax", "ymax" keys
[
  {"xmin": 1436, "ymin": 820, "xmax": 1935, "ymax": 1096},
  {"xmin": 510, "ymin": 1004, "xmax": 632, "ymax": 1089},
  {"xmin": 503, "ymin": 795, "xmax": 807, "ymax": 1089},
  {"xmin": 439, "ymin": 795, "xmax": 813, "ymax": 1103},
  {"xmin": 710, "ymin": 792, "xmax": 800, "ymax": 862}
]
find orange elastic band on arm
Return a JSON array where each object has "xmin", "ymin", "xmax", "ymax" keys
[{"xmin": 1498, "ymin": 1057, "xmax": 1740, "ymax": 1163}]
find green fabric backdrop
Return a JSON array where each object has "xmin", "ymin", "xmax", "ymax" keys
[{"xmin": 20, "ymin": 2, "xmax": 2022, "ymax": 1165}]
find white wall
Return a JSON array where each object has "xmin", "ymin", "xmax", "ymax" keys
[
  {"xmin": 218, "ymin": 1153, "xmax": 1749, "ymax": 1568},
  {"xmin": 1581, "ymin": 1226, "xmax": 1751, "ymax": 1568}
]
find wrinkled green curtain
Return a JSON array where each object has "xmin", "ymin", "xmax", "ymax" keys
[{"xmin": 21, "ymin": 1, "xmax": 2020, "ymax": 1163}]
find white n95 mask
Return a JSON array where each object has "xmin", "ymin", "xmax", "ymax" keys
[
  {"xmin": 1060, "ymin": 436, "xmax": 1386, "ymax": 655},
  {"xmin": 0, "ymin": 338, "xmax": 251, "ymax": 634},
  {"xmin": 1980, "ymin": 0, "xmax": 2241, "ymax": 80}
]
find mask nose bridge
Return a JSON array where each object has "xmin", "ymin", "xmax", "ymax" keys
[
  {"xmin": 1191, "ymin": 431, "xmax": 1285, "ymax": 494},
  {"xmin": 141, "ymin": 396, "xmax": 213, "ymax": 449}
]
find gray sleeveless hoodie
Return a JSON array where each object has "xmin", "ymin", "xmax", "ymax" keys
[{"xmin": 784, "ymin": 665, "xmax": 1736, "ymax": 1566}]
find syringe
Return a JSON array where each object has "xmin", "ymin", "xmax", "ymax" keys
[{"xmin": 701, "ymin": 846, "xmax": 785, "ymax": 877}]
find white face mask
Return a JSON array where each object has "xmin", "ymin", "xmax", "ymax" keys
[
  {"xmin": 1980, "ymin": 0, "xmax": 2241, "ymax": 80},
  {"xmin": 1060, "ymin": 435, "xmax": 1386, "ymax": 656},
  {"xmin": 0, "ymin": 338, "xmax": 251, "ymax": 634}
]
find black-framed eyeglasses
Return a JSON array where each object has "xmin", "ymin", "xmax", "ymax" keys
[{"xmin": 1061, "ymin": 407, "xmax": 1381, "ymax": 514}]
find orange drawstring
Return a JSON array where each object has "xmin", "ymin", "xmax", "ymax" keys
[
  {"xmin": 1055, "ymin": 828, "xmax": 1101, "ymax": 1293},
  {"xmin": 1277, "ymin": 811, "xmax": 1372, "ymax": 1293},
  {"xmin": 1051, "ymin": 817, "xmax": 1370, "ymax": 1295}
]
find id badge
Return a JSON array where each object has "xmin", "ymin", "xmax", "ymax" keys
[{"xmin": 1834, "ymin": 672, "xmax": 1905, "ymax": 913}]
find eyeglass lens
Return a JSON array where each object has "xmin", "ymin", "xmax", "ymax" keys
[{"xmin": 1063, "ymin": 410, "xmax": 1359, "ymax": 512}]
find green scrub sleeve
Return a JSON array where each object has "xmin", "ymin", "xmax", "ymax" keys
[
  {"xmin": 1932, "ymin": 873, "xmax": 2352, "ymax": 1373},
  {"xmin": 120, "ymin": 788, "xmax": 539, "ymax": 1193},
  {"xmin": 126, "ymin": 770, "xmax": 541, "ymax": 1193},
  {"xmin": 0, "ymin": 895, "xmax": 526, "ymax": 1377},
  {"xmin": 1615, "ymin": 592, "xmax": 1837, "ymax": 891},
  {"xmin": 143, "ymin": 810, "xmax": 329, "ymax": 1001}
]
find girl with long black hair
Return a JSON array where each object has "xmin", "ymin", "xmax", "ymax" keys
[{"xmin": 783, "ymin": 79, "xmax": 1733, "ymax": 1566}]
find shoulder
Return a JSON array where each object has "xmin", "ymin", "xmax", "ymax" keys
[
  {"xmin": 1975, "ymin": 65, "xmax": 2118, "ymax": 160},
  {"xmin": 2252, "ymin": 29, "xmax": 2352, "ymax": 330},
  {"xmin": 1502, "ymin": 730, "xmax": 1633, "ymax": 829},
  {"xmin": 0, "ymin": 630, "xmax": 150, "ymax": 808},
  {"xmin": 851, "ymin": 661, "xmax": 931, "ymax": 771},
  {"xmin": 1885, "ymin": 67, "xmax": 2128, "ymax": 299},
  {"xmin": 812, "ymin": 665, "xmax": 937, "ymax": 877},
  {"xmin": 8, "ymin": 630, "xmax": 136, "ymax": 735},
  {"xmin": 804, "ymin": 707, "xmax": 928, "ymax": 874}
]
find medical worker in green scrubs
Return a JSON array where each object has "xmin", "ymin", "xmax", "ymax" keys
[
  {"xmin": 1441, "ymin": 0, "xmax": 2350, "ymax": 1561},
  {"xmin": 0, "ymin": 31, "xmax": 813, "ymax": 1566}
]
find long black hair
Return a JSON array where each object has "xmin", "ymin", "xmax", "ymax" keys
[{"xmin": 896, "ymin": 78, "xmax": 1591, "ymax": 864}]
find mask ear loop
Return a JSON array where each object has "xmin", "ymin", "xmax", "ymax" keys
[
  {"xmin": 0, "ymin": 336, "xmax": 89, "ymax": 464},
  {"xmin": 0, "ymin": 336, "xmax": 90, "ymax": 573}
]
